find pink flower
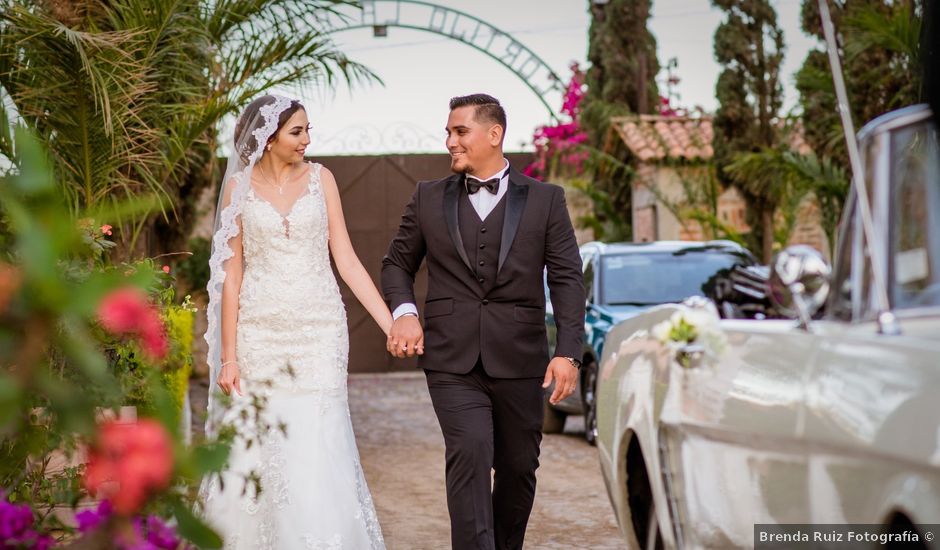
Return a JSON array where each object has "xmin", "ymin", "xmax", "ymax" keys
[
  {"xmin": 83, "ymin": 420, "xmax": 174, "ymax": 515},
  {"xmin": 100, "ymin": 224, "xmax": 113, "ymax": 236},
  {"xmin": 139, "ymin": 316, "xmax": 169, "ymax": 360},
  {"xmin": 97, "ymin": 288, "xmax": 169, "ymax": 361},
  {"xmin": 161, "ymin": 265, "xmax": 170, "ymax": 274},
  {"xmin": 98, "ymin": 288, "xmax": 151, "ymax": 334}
]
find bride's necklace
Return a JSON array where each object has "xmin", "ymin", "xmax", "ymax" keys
[{"xmin": 258, "ymin": 163, "xmax": 294, "ymax": 195}]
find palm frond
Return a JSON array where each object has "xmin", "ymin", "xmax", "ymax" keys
[{"xmin": 2, "ymin": 0, "xmax": 380, "ymax": 257}]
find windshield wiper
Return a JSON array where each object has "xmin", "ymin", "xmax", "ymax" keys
[{"xmin": 672, "ymin": 244, "xmax": 727, "ymax": 256}]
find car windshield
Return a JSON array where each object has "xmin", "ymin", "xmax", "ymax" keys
[{"xmin": 600, "ymin": 250, "xmax": 748, "ymax": 305}]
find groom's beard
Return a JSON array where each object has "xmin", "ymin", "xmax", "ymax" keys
[
  {"xmin": 450, "ymin": 160, "xmax": 473, "ymax": 175},
  {"xmin": 450, "ymin": 148, "xmax": 479, "ymax": 175}
]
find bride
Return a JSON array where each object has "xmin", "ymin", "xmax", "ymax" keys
[{"xmin": 200, "ymin": 94, "xmax": 392, "ymax": 549}]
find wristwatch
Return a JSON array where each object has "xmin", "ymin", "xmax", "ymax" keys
[{"xmin": 561, "ymin": 356, "xmax": 582, "ymax": 369}]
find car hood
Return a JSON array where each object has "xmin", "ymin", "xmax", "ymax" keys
[{"xmin": 594, "ymin": 304, "xmax": 659, "ymax": 324}]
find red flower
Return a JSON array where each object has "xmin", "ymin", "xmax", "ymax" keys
[
  {"xmin": 100, "ymin": 224, "xmax": 113, "ymax": 236},
  {"xmin": 83, "ymin": 419, "xmax": 173, "ymax": 515},
  {"xmin": 161, "ymin": 265, "xmax": 170, "ymax": 274},
  {"xmin": 97, "ymin": 288, "xmax": 169, "ymax": 361}
]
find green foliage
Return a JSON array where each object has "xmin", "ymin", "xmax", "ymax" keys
[
  {"xmin": 0, "ymin": 129, "xmax": 229, "ymax": 546},
  {"xmin": 797, "ymin": 0, "xmax": 923, "ymax": 166},
  {"xmin": 176, "ymin": 237, "xmax": 212, "ymax": 297},
  {"xmin": 580, "ymin": 0, "xmax": 660, "ymax": 236},
  {"xmin": 163, "ymin": 302, "xmax": 195, "ymax": 413},
  {"xmin": 569, "ymin": 178, "xmax": 631, "ymax": 242},
  {"xmin": 725, "ymin": 148, "xmax": 849, "ymax": 256},
  {"xmin": 585, "ymin": 0, "xmax": 659, "ymax": 117},
  {"xmin": 0, "ymin": 0, "xmax": 376, "ymax": 258},
  {"xmin": 712, "ymin": 0, "xmax": 786, "ymax": 262},
  {"xmin": 641, "ymin": 164, "xmax": 747, "ymax": 246}
]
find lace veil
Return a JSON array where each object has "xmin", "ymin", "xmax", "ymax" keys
[{"xmin": 204, "ymin": 94, "xmax": 296, "ymax": 435}]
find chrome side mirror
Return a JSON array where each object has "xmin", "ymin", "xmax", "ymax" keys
[{"xmin": 768, "ymin": 245, "xmax": 831, "ymax": 328}]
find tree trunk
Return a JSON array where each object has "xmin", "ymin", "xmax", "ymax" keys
[{"xmin": 761, "ymin": 207, "xmax": 775, "ymax": 264}]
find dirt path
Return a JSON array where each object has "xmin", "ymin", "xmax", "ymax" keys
[
  {"xmin": 349, "ymin": 372, "xmax": 625, "ymax": 550},
  {"xmin": 190, "ymin": 372, "xmax": 625, "ymax": 549}
]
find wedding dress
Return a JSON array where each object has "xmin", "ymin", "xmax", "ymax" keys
[{"xmin": 200, "ymin": 161, "xmax": 385, "ymax": 549}]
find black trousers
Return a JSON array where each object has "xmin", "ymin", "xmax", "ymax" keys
[{"xmin": 425, "ymin": 359, "xmax": 545, "ymax": 550}]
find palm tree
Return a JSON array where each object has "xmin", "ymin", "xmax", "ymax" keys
[
  {"xmin": 796, "ymin": 0, "xmax": 923, "ymax": 166},
  {"xmin": 725, "ymin": 148, "xmax": 849, "ymax": 258},
  {"xmin": 0, "ymin": 0, "xmax": 375, "ymax": 256}
]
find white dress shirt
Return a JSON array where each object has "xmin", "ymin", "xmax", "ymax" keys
[{"xmin": 392, "ymin": 159, "xmax": 510, "ymax": 320}]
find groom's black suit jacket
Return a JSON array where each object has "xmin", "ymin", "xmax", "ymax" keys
[{"xmin": 382, "ymin": 166, "xmax": 584, "ymax": 379}]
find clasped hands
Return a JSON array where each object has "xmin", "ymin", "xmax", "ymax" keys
[
  {"xmin": 385, "ymin": 315, "xmax": 577, "ymax": 403},
  {"xmin": 386, "ymin": 314, "xmax": 424, "ymax": 358}
]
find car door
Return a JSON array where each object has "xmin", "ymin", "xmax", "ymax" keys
[
  {"xmin": 801, "ymin": 111, "xmax": 940, "ymax": 525},
  {"xmin": 657, "ymin": 316, "xmax": 817, "ymax": 547}
]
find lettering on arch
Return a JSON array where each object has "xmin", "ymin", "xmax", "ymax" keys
[{"xmin": 330, "ymin": 0, "xmax": 565, "ymax": 117}]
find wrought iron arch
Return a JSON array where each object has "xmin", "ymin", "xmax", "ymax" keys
[{"xmin": 327, "ymin": 0, "xmax": 565, "ymax": 119}]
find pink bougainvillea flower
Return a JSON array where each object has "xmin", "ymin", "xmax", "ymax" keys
[
  {"xmin": 83, "ymin": 419, "xmax": 173, "ymax": 515},
  {"xmin": 97, "ymin": 288, "xmax": 169, "ymax": 361},
  {"xmin": 524, "ymin": 63, "xmax": 590, "ymax": 178},
  {"xmin": 161, "ymin": 265, "xmax": 170, "ymax": 274},
  {"xmin": 75, "ymin": 500, "xmax": 113, "ymax": 533},
  {"xmin": 100, "ymin": 224, "xmax": 113, "ymax": 236}
]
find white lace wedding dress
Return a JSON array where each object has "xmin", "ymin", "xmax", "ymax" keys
[{"xmin": 201, "ymin": 163, "xmax": 385, "ymax": 550}]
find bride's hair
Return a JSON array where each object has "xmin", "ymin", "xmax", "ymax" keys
[{"xmin": 234, "ymin": 95, "xmax": 305, "ymax": 163}]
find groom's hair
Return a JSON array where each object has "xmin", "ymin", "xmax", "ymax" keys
[{"xmin": 449, "ymin": 94, "xmax": 507, "ymax": 139}]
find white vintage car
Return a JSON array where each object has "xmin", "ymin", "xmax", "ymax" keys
[{"xmin": 595, "ymin": 104, "xmax": 940, "ymax": 549}]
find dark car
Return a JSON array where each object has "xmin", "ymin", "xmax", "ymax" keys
[{"xmin": 543, "ymin": 239, "xmax": 755, "ymax": 443}]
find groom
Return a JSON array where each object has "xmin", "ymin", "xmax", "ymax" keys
[{"xmin": 382, "ymin": 93, "xmax": 585, "ymax": 550}]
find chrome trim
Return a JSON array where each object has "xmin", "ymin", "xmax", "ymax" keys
[
  {"xmin": 658, "ymin": 429, "xmax": 685, "ymax": 547},
  {"xmin": 857, "ymin": 104, "xmax": 934, "ymax": 143},
  {"xmin": 889, "ymin": 305, "xmax": 940, "ymax": 321},
  {"xmin": 818, "ymin": 0, "xmax": 895, "ymax": 334}
]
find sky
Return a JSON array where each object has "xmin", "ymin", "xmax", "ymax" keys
[{"xmin": 286, "ymin": 0, "xmax": 820, "ymax": 155}]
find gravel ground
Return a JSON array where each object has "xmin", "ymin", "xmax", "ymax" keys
[{"xmin": 190, "ymin": 372, "xmax": 626, "ymax": 549}]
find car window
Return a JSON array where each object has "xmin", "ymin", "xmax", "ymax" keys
[
  {"xmin": 584, "ymin": 258, "xmax": 595, "ymax": 305},
  {"xmin": 890, "ymin": 120, "xmax": 940, "ymax": 309},
  {"xmin": 599, "ymin": 251, "xmax": 748, "ymax": 305},
  {"xmin": 827, "ymin": 196, "xmax": 859, "ymax": 321}
]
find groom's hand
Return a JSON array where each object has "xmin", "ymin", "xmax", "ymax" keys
[
  {"xmin": 387, "ymin": 315, "xmax": 424, "ymax": 358},
  {"xmin": 543, "ymin": 357, "xmax": 578, "ymax": 405}
]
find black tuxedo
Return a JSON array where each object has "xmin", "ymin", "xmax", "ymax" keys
[
  {"xmin": 382, "ymin": 167, "xmax": 584, "ymax": 376},
  {"xmin": 382, "ymin": 166, "xmax": 584, "ymax": 550}
]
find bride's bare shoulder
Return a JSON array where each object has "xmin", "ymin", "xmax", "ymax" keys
[{"xmin": 310, "ymin": 162, "xmax": 337, "ymax": 187}]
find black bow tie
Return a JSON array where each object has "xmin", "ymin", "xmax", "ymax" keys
[{"xmin": 466, "ymin": 177, "xmax": 500, "ymax": 195}]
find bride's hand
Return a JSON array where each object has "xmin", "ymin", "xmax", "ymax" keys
[{"xmin": 218, "ymin": 363, "xmax": 242, "ymax": 396}]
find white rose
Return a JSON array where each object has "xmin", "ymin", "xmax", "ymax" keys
[
  {"xmin": 651, "ymin": 320, "xmax": 672, "ymax": 343},
  {"xmin": 700, "ymin": 327, "xmax": 728, "ymax": 357},
  {"xmin": 683, "ymin": 309, "xmax": 714, "ymax": 331}
]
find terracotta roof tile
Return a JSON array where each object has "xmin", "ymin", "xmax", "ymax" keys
[
  {"xmin": 611, "ymin": 115, "xmax": 714, "ymax": 161},
  {"xmin": 612, "ymin": 115, "xmax": 811, "ymax": 162}
]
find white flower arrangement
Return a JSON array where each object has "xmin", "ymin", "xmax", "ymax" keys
[{"xmin": 652, "ymin": 302, "xmax": 727, "ymax": 369}]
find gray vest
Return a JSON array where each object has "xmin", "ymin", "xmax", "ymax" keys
[{"xmin": 458, "ymin": 187, "xmax": 507, "ymax": 294}]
